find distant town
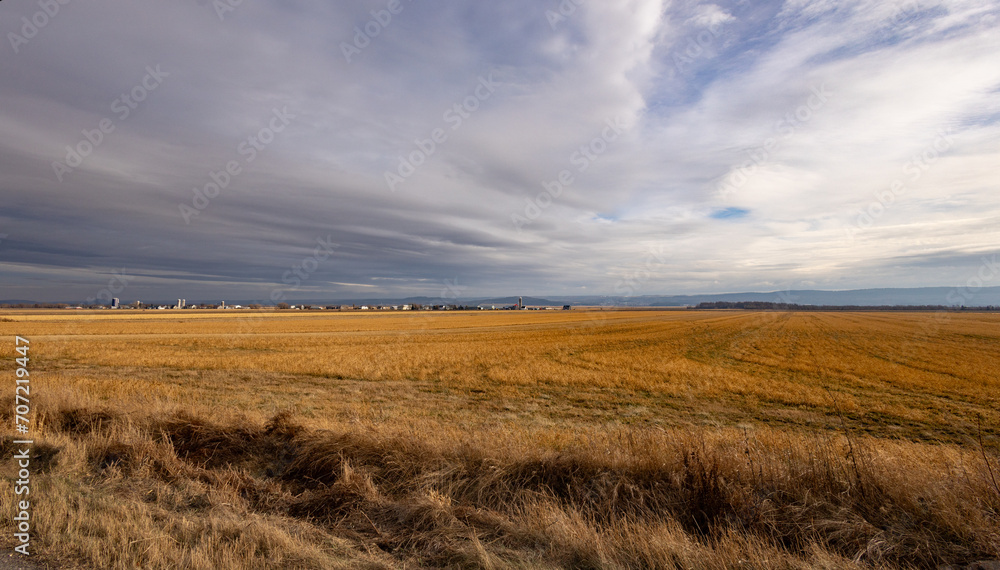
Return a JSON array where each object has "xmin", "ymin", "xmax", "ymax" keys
[{"xmin": 4, "ymin": 297, "xmax": 573, "ymax": 312}]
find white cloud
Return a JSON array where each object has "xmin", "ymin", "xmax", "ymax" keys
[{"xmin": 1, "ymin": 0, "xmax": 998, "ymax": 300}]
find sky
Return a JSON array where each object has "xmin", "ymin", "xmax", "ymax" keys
[{"xmin": 1, "ymin": 0, "xmax": 999, "ymax": 303}]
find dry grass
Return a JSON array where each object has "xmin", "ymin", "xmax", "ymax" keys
[{"xmin": 1, "ymin": 309, "xmax": 998, "ymax": 568}]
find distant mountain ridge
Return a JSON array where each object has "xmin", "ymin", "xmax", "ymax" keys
[
  {"xmin": 261, "ymin": 287, "xmax": 1000, "ymax": 307},
  {"xmin": 5, "ymin": 286, "xmax": 1000, "ymax": 308},
  {"xmin": 637, "ymin": 287, "xmax": 1000, "ymax": 307}
]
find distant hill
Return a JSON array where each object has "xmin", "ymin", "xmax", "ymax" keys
[
  {"xmin": 6, "ymin": 287, "xmax": 1000, "ymax": 308},
  {"xmin": 639, "ymin": 287, "xmax": 1000, "ymax": 307},
  {"xmin": 310, "ymin": 287, "xmax": 1000, "ymax": 308},
  {"xmin": 693, "ymin": 301, "xmax": 998, "ymax": 311}
]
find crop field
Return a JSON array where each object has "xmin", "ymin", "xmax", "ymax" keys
[{"xmin": 1, "ymin": 309, "xmax": 999, "ymax": 569}]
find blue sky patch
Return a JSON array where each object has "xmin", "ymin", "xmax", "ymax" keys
[{"xmin": 710, "ymin": 207, "xmax": 750, "ymax": 220}]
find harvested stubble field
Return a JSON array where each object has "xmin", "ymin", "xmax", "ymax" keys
[{"xmin": 1, "ymin": 309, "xmax": 998, "ymax": 569}]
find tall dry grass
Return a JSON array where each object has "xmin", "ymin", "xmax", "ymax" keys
[{"xmin": 2, "ymin": 386, "xmax": 998, "ymax": 568}]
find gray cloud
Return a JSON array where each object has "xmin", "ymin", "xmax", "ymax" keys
[{"xmin": 2, "ymin": 0, "xmax": 999, "ymax": 302}]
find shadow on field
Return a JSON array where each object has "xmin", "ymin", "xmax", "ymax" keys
[{"xmin": 3, "ymin": 398, "xmax": 999, "ymax": 569}]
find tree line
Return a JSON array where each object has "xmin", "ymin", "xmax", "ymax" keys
[{"xmin": 693, "ymin": 301, "xmax": 999, "ymax": 311}]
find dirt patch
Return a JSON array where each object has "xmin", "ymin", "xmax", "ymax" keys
[{"xmin": 0, "ymin": 551, "xmax": 56, "ymax": 570}]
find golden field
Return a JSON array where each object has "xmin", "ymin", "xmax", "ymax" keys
[{"xmin": 1, "ymin": 309, "xmax": 998, "ymax": 569}]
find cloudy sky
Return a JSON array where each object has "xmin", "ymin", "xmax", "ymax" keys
[{"xmin": 1, "ymin": 0, "xmax": 998, "ymax": 303}]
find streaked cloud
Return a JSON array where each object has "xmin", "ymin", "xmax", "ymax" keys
[{"xmin": 1, "ymin": 0, "xmax": 998, "ymax": 301}]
